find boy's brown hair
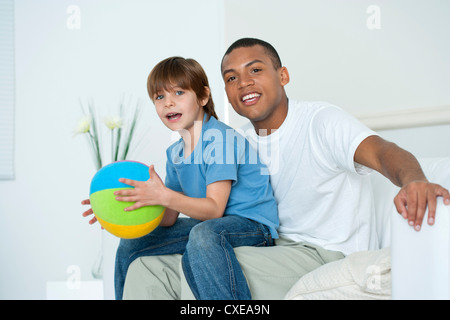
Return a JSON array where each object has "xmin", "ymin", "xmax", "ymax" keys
[{"xmin": 147, "ymin": 57, "xmax": 218, "ymax": 120}]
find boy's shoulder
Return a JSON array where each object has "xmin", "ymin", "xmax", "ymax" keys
[
  {"xmin": 166, "ymin": 137, "xmax": 183, "ymax": 149},
  {"xmin": 203, "ymin": 116, "xmax": 247, "ymax": 144},
  {"xmin": 165, "ymin": 137, "xmax": 183, "ymax": 158},
  {"xmin": 204, "ymin": 116, "xmax": 233, "ymax": 132}
]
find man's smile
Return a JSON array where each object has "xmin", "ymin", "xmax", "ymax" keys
[{"xmin": 241, "ymin": 92, "xmax": 261, "ymax": 106}]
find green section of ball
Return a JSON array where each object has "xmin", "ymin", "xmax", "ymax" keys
[{"xmin": 90, "ymin": 187, "xmax": 165, "ymax": 226}]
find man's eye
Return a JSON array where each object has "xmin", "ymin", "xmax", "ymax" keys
[
  {"xmin": 251, "ymin": 68, "xmax": 262, "ymax": 73},
  {"xmin": 227, "ymin": 76, "xmax": 236, "ymax": 82}
]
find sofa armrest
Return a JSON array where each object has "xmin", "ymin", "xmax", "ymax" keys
[{"xmin": 391, "ymin": 198, "xmax": 450, "ymax": 299}]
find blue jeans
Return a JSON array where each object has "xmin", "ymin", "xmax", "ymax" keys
[{"xmin": 115, "ymin": 216, "xmax": 274, "ymax": 300}]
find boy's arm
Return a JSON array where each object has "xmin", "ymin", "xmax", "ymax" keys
[
  {"xmin": 114, "ymin": 165, "xmax": 232, "ymax": 222},
  {"xmin": 162, "ymin": 180, "xmax": 232, "ymax": 221},
  {"xmin": 354, "ymin": 135, "xmax": 450, "ymax": 231},
  {"xmin": 159, "ymin": 208, "xmax": 179, "ymax": 227}
]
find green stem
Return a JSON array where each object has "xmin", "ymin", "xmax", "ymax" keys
[{"xmin": 111, "ymin": 129, "xmax": 114, "ymax": 163}]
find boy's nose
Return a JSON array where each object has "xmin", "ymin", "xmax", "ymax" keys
[{"xmin": 165, "ymin": 95, "xmax": 175, "ymax": 108}]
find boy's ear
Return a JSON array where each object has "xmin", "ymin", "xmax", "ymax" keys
[
  {"xmin": 201, "ymin": 86, "xmax": 211, "ymax": 106},
  {"xmin": 280, "ymin": 66, "xmax": 290, "ymax": 86}
]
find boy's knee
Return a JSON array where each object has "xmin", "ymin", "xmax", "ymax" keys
[
  {"xmin": 188, "ymin": 221, "xmax": 223, "ymax": 249},
  {"xmin": 116, "ymin": 239, "xmax": 132, "ymax": 256}
]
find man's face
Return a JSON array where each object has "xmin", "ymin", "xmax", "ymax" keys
[{"xmin": 221, "ymin": 45, "xmax": 289, "ymax": 128}]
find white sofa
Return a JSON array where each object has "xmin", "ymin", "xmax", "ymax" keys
[
  {"xmin": 118, "ymin": 157, "xmax": 450, "ymax": 300},
  {"xmin": 285, "ymin": 157, "xmax": 450, "ymax": 300},
  {"xmin": 390, "ymin": 158, "xmax": 450, "ymax": 299}
]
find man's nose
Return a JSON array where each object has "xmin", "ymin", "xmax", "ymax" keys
[{"xmin": 238, "ymin": 75, "xmax": 255, "ymax": 89}]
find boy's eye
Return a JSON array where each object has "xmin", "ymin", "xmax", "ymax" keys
[
  {"xmin": 251, "ymin": 68, "xmax": 262, "ymax": 73},
  {"xmin": 175, "ymin": 90, "xmax": 184, "ymax": 96},
  {"xmin": 226, "ymin": 76, "xmax": 236, "ymax": 82},
  {"xmin": 155, "ymin": 94, "xmax": 164, "ymax": 100}
]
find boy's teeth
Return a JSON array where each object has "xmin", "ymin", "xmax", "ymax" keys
[
  {"xmin": 167, "ymin": 113, "xmax": 181, "ymax": 119},
  {"xmin": 242, "ymin": 93, "xmax": 261, "ymax": 101}
]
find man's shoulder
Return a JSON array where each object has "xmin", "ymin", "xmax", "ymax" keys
[
  {"xmin": 289, "ymin": 99, "xmax": 340, "ymax": 114},
  {"xmin": 236, "ymin": 100, "xmax": 342, "ymax": 138},
  {"xmin": 290, "ymin": 100, "xmax": 350, "ymax": 127}
]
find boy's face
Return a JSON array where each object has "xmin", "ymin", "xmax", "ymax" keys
[
  {"xmin": 153, "ymin": 86, "xmax": 206, "ymax": 135},
  {"xmin": 221, "ymin": 45, "xmax": 289, "ymax": 129}
]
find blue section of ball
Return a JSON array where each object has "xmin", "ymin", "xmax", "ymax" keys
[{"xmin": 89, "ymin": 161, "xmax": 150, "ymax": 195}]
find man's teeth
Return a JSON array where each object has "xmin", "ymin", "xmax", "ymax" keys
[{"xmin": 242, "ymin": 93, "xmax": 261, "ymax": 102}]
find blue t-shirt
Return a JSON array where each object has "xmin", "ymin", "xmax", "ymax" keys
[{"xmin": 165, "ymin": 114, "xmax": 279, "ymax": 238}]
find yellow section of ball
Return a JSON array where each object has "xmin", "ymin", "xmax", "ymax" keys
[{"xmin": 96, "ymin": 209, "xmax": 165, "ymax": 239}]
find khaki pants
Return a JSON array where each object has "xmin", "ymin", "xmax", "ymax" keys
[{"xmin": 123, "ymin": 236, "xmax": 344, "ymax": 300}]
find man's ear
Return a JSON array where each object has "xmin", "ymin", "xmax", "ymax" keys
[{"xmin": 280, "ymin": 66, "xmax": 290, "ymax": 86}]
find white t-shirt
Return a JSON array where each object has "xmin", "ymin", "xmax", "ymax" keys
[{"xmin": 241, "ymin": 100, "xmax": 379, "ymax": 255}]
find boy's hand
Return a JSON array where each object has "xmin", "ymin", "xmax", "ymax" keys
[
  {"xmin": 114, "ymin": 165, "xmax": 167, "ymax": 211},
  {"xmin": 81, "ymin": 198, "xmax": 99, "ymax": 225}
]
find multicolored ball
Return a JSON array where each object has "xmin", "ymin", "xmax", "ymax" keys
[{"xmin": 89, "ymin": 160, "xmax": 165, "ymax": 239}]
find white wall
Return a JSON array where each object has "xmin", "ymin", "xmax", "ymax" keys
[
  {"xmin": 0, "ymin": 0, "xmax": 224, "ymax": 299},
  {"xmin": 223, "ymin": 0, "xmax": 450, "ymax": 159},
  {"xmin": 379, "ymin": 125, "xmax": 450, "ymax": 159},
  {"xmin": 2, "ymin": 0, "xmax": 449, "ymax": 300}
]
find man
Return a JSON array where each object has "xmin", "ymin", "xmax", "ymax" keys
[
  {"xmin": 119, "ymin": 38, "xmax": 450, "ymax": 299},
  {"xmin": 221, "ymin": 38, "xmax": 450, "ymax": 236}
]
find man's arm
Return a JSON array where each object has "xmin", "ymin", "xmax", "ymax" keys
[{"xmin": 354, "ymin": 135, "xmax": 450, "ymax": 231}]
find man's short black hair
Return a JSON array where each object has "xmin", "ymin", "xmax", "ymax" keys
[{"xmin": 222, "ymin": 38, "xmax": 282, "ymax": 70}]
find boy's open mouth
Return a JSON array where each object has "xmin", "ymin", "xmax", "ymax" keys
[{"xmin": 167, "ymin": 112, "xmax": 182, "ymax": 121}]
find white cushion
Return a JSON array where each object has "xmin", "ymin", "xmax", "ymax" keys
[{"xmin": 284, "ymin": 248, "xmax": 391, "ymax": 300}]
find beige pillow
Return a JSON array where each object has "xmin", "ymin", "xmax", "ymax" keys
[{"xmin": 284, "ymin": 247, "xmax": 391, "ymax": 300}]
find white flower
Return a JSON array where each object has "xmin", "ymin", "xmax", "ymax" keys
[
  {"xmin": 74, "ymin": 115, "xmax": 91, "ymax": 134},
  {"xmin": 103, "ymin": 115, "xmax": 123, "ymax": 130}
]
